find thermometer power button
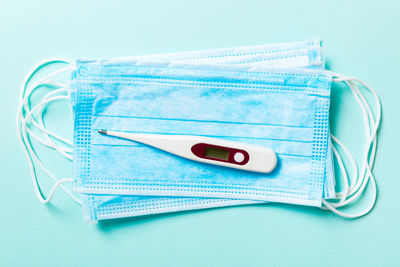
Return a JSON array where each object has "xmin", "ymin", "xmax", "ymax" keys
[{"xmin": 233, "ymin": 152, "xmax": 245, "ymax": 163}]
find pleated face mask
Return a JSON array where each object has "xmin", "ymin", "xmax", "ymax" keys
[
  {"xmin": 17, "ymin": 40, "xmax": 381, "ymax": 221},
  {"xmin": 72, "ymin": 61, "xmax": 332, "ymax": 207},
  {"xmin": 77, "ymin": 40, "xmax": 338, "ymax": 221}
]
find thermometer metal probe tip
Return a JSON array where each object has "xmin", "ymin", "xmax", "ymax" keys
[{"xmin": 98, "ymin": 129, "xmax": 108, "ymax": 135}]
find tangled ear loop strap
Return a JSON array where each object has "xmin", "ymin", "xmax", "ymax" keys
[
  {"xmin": 322, "ymin": 73, "xmax": 381, "ymax": 218},
  {"xmin": 35, "ymin": 89, "xmax": 73, "ymax": 159},
  {"xmin": 17, "ymin": 59, "xmax": 82, "ymax": 204},
  {"xmin": 25, "ymin": 88, "xmax": 73, "ymax": 152}
]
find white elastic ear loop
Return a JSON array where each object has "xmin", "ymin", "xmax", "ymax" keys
[
  {"xmin": 17, "ymin": 63, "xmax": 73, "ymax": 149},
  {"xmin": 19, "ymin": 70, "xmax": 72, "ymax": 133},
  {"xmin": 330, "ymin": 81, "xmax": 368, "ymax": 202},
  {"xmin": 342, "ymin": 80, "xmax": 378, "ymax": 204},
  {"xmin": 335, "ymin": 78, "xmax": 380, "ymax": 200},
  {"xmin": 330, "ymin": 134, "xmax": 358, "ymax": 198},
  {"xmin": 342, "ymin": 80, "xmax": 376, "ymax": 198},
  {"xmin": 20, "ymin": 96, "xmax": 75, "ymax": 201},
  {"xmin": 322, "ymin": 79, "xmax": 375, "ymax": 215},
  {"xmin": 29, "ymin": 91, "xmax": 73, "ymax": 160},
  {"xmin": 24, "ymin": 87, "xmax": 73, "ymax": 156},
  {"xmin": 330, "ymin": 135, "xmax": 350, "ymax": 203},
  {"xmin": 321, "ymin": 134, "xmax": 358, "ymax": 211},
  {"xmin": 17, "ymin": 59, "xmax": 81, "ymax": 204},
  {"xmin": 32, "ymin": 88, "xmax": 73, "ymax": 156},
  {"xmin": 20, "ymin": 95, "xmax": 81, "ymax": 204},
  {"xmin": 323, "ymin": 78, "xmax": 378, "ymax": 217},
  {"xmin": 322, "ymin": 73, "xmax": 381, "ymax": 218},
  {"xmin": 21, "ymin": 95, "xmax": 80, "ymax": 203},
  {"xmin": 38, "ymin": 93, "xmax": 73, "ymax": 159}
]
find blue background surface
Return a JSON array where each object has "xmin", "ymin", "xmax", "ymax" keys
[{"xmin": 1, "ymin": 0, "xmax": 399, "ymax": 266}]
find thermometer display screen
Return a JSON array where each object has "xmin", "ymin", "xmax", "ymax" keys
[{"xmin": 204, "ymin": 146, "xmax": 229, "ymax": 160}]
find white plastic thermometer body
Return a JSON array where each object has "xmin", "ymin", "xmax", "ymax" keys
[{"xmin": 99, "ymin": 130, "xmax": 277, "ymax": 174}]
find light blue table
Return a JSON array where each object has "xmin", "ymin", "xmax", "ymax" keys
[{"xmin": 1, "ymin": 0, "xmax": 399, "ymax": 266}]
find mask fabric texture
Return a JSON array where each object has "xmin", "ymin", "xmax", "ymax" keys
[
  {"xmin": 71, "ymin": 61, "xmax": 332, "ymax": 211},
  {"xmin": 74, "ymin": 41, "xmax": 335, "ymax": 221}
]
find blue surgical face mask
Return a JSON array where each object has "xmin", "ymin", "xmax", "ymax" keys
[
  {"xmin": 72, "ymin": 62, "xmax": 332, "ymax": 206},
  {"xmin": 20, "ymin": 40, "xmax": 379, "ymax": 221},
  {"xmin": 74, "ymin": 41, "xmax": 337, "ymax": 221},
  {"xmin": 72, "ymin": 40, "xmax": 337, "ymax": 221}
]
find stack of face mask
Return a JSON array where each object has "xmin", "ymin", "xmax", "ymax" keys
[{"xmin": 17, "ymin": 40, "xmax": 381, "ymax": 221}]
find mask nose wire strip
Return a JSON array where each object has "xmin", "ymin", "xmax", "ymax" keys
[
  {"xmin": 322, "ymin": 72, "xmax": 381, "ymax": 218},
  {"xmin": 17, "ymin": 58, "xmax": 82, "ymax": 204}
]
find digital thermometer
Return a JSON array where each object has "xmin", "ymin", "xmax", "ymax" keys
[{"xmin": 98, "ymin": 130, "xmax": 277, "ymax": 174}]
